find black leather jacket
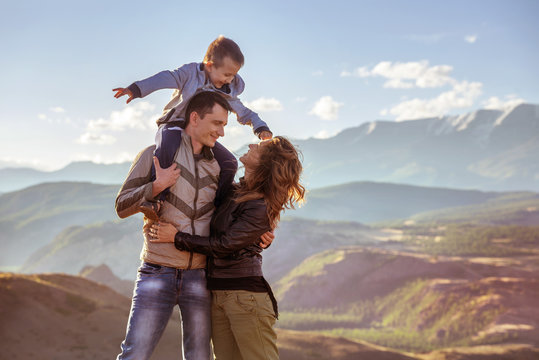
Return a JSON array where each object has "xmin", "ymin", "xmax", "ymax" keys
[{"xmin": 174, "ymin": 187, "xmax": 271, "ymax": 278}]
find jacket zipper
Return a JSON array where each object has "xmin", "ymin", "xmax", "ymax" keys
[{"xmin": 187, "ymin": 160, "xmax": 199, "ymax": 270}]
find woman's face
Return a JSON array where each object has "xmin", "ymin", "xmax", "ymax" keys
[{"xmin": 240, "ymin": 140, "xmax": 269, "ymax": 170}]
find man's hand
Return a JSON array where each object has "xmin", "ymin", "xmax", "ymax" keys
[
  {"xmin": 259, "ymin": 131, "xmax": 273, "ymax": 141},
  {"xmin": 152, "ymin": 157, "xmax": 181, "ymax": 197},
  {"xmin": 113, "ymin": 87, "xmax": 134, "ymax": 104},
  {"xmin": 259, "ymin": 230, "xmax": 274, "ymax": 249}
]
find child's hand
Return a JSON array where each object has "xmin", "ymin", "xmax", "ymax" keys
[
  {"xmin": 259, "ymin": 131, "xmax": 273, "ymax": 140},
  {"xmin": 112, "ymin": 87, "xmax": 134, "ymax": 104}
]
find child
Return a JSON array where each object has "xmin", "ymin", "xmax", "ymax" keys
[{"xmin": 113, "ymin": 36, "xmax": 272, "ymax": 220}]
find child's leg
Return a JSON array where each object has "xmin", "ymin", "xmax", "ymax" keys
[
  {"xmin": 212, "ymin": 142, "xmax": 238, "ymax": 207},
  {"xmin": 139, "ymin": 123, "xmax": 183, "ymax": 221},
  {"xmin": 153, "ymin": 123, "xmax": 184, "ymax": 201}
]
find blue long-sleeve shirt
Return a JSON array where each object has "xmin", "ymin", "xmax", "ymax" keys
[{"xmin": 128, "ymin": 62, "xmax": 270, "ymax": 136}]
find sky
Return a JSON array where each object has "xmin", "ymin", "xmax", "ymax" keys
[{"xmin": 1, "ymin": 0, "xmax": 538, "ymax": 171}]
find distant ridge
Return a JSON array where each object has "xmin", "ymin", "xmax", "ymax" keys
[
  {"xmin": 0, "ymin": 161, "xmax": 131, "ymax": 192},
  {"xmin": 294, "ymin": 103, "xmax": 539, "ymax": 191},
  {"xmin": 2, "ymin": 103, "xmax": 538, "ymax": 193}
]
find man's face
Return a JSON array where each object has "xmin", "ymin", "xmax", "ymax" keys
[
  {"xmin": 205, "ymin": 56, "xmax": 241, "ymax": 89},
  {"xmin": 192, "ymin": 103, "xmax": 228, "ymax": 149}
]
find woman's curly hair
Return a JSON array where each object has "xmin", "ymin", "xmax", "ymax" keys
[{"xmin": 236, "ymin": 136, "xmax": 306, "ymax": 229}]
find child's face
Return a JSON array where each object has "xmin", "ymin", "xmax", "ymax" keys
[{"xmin": 205, "ymin": 57, "xmax": 241, "ymax": 89}]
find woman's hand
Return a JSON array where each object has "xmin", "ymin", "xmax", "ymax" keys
[
  {"xmin": 148, "ymin": 221, "xmax": 178, "ymax": 243},
  {"xmin": 259, "ymin": 230, "xmax": 274, "ymax": 248}
]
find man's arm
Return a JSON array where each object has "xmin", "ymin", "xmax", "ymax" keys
[
  {"xmin": 115, "ymin": 147, "xmax": 180, "ymax": 218},
  {"xmin": 115, "ymin": 146, "xmax": 155, "ymax": 219}
]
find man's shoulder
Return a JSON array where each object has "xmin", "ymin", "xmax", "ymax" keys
[{"xmin": 132, "ymin": 145, "xmax": 157, "ymax": 164}]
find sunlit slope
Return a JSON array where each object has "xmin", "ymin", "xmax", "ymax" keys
[
  {"xmin": 0, "ymin": 272, "xmax": 181, "ymax": 360},
  {"xmin": 275, "ymin": 247, "xmax": 539, "ymax": 353},
  {"xmin": 0, "ymin": 272, "xmax": 417, "ymax": 360}
]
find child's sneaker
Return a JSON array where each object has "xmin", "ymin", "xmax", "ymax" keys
[{"xmin": 139, "ymin": 201, "xmax": 161, "ymax": 221}]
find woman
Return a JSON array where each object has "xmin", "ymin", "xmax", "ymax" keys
[{"xmin": 149, "ymin": 136, "xmax": 305, "ymax": 360}]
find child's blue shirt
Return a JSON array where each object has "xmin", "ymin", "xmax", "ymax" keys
[{"xmin": 128, "ymin": 62, "xmax": 270, "ymax": 136}]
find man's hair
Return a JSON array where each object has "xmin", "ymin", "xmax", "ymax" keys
[
  {"xmin": 204, "ymin": 35, "xmax": 244, "ymax": 68},
  {"xmin": 184, "ymin": 91, "xmax": 232, "ymax": 127}
]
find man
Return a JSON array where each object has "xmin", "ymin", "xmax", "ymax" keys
[{"xmin": 114, "ymin": 91, "xmax": 237, "ymax": 360}]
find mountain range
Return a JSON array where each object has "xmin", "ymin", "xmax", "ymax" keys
[
  {"xmin": 4, "ymin": 181, "xmax": 538, "ymax": 272},
  {"xmin": 2, "ymin": 103, "xmax": 537, "ymax": 193}
]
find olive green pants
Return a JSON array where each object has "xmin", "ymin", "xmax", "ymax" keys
[{"xmin": 211, "ymin": 290, "xmax": 278, "ymax": 360}]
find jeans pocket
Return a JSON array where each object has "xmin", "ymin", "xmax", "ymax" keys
[{"xmin": 138, "ymin": 262, "xmax": 163, "ymax": 276}]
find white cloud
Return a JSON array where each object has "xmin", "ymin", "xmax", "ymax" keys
[
  {"xmin": 87, "ymin": 101, "xmax": 157, "ymax": 132},
  {"xmin": 78, "ymin": 102, "xmax": 158, "ymax": 147},
  {"xmin": 71, "ymin": 151, "xmax": 136, "ymax": 165},
  {"xmin": 309, "ymin": 96, "xmax": 344, "ymax": 121},
  {"xmin": 482, "ymin": 95, "xmax": 525, "ymax": 110},
  {"xmin": 313, "ymin": 129, "xmax": 339, "ymax": 139},
  {"xmin": 219, "ymin": 123, "xmax": 259, "ymax": 153},
  {"xmin": 342, "ymin": 60, "xmax": 454, "ymax": 88},
  {"xmin": 50, "ymin": 106, "xmax": 66, "ymax": 113},
  {"xmin": 77, "ymin": 133, "xmax": 117, "ymax": 145},
  {"xmin": 243, "ymin": 97, "xmax": 283, "ymax": 112},
  {"xmin": 312, "ymin": 70, "xmax": 324, "ymax": 76},
  {"xmin": 464, "ymin": 35, "xmax": 478, "ymax": 44},
  {"xmin": 295, "ymin": 97, "xmax": 307, "ymax": 103},
  {"xmin": 383, "ymin": 78, "xmax": 415, "ymax": 89},
  {"xmin": 37, "ymin": 113, "xmax": 72, "ymax": 124},
  {"xmin": 387, "ymin": 81, "xmax": 483, "ymax": 121},
  {"xmin": 340, "ymin": 66, "xmax": 370, "ymax": 78}
]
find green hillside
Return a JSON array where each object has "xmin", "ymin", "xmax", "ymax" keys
[
  {"xmin": 275, "ymin": 247, "xmax": 539, "ymax": 353},
  {"xmin": 293, "ymin": 181, "xmax": 527, "ymax": 223},
  {"xmin": 0, "ymin": 182, "xmax": 119, "ymax": 268},
  {"xmin": 399, "ymin": 192, "xmax": 539, "ymax": 226}
]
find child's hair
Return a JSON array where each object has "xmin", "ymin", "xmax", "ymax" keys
[
  {"xmin": 204, "ymin": 35, "xmax": 244, "ymax": 68},
  {"xmin": 184, "ymin": 91, "xmax": 232, "ymax": 127},
  {"xmin": 236, "ymin": 136, "xmax": 306, "ymax": 229}
]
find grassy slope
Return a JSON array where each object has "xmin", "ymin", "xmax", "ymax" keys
[
  {"xmin": 0, "ymin": 272, "xmax": 416, "ymax": 360},
  {"xmin": 275, "ymin": 247, "xmax": 539, "ymax": 353},
  {"xmin": 0, "ymin": 182, "xmax": 119, "ymax": 267}
]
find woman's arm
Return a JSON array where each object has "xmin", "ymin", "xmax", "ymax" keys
[{"xmin": 151, "ymin": 200, "xmax": 270, "ymax": 258}]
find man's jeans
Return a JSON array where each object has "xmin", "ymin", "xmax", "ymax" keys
[{"xmin": 117, "ymin": 262, "xmax": 211, "ymax": 360}]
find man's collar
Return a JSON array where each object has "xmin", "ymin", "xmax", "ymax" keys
[{"xmin": 181, "ymin": 131, "xmax": 215, "ymax": 161}]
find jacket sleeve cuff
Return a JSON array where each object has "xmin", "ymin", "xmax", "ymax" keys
[
  {"xmin": 254, "ymin": 126, "xmax": 271, "ymax": 137},
  {"xmin": 128, "ymin": 83, "xmax": 142, "ymax": 99}
]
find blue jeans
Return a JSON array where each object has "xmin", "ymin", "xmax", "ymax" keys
[{"xmin": 117, "ymin": 263, "xmax": 211, "ymax": 360}]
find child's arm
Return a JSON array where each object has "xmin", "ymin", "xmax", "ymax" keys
[
  {"xmin": 228, "ymin": 98, "xmax": 273, "ymax": 140},
  {"xmin": 112, "ymin": 63, "xmax": 196, "ymax": 102}
]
